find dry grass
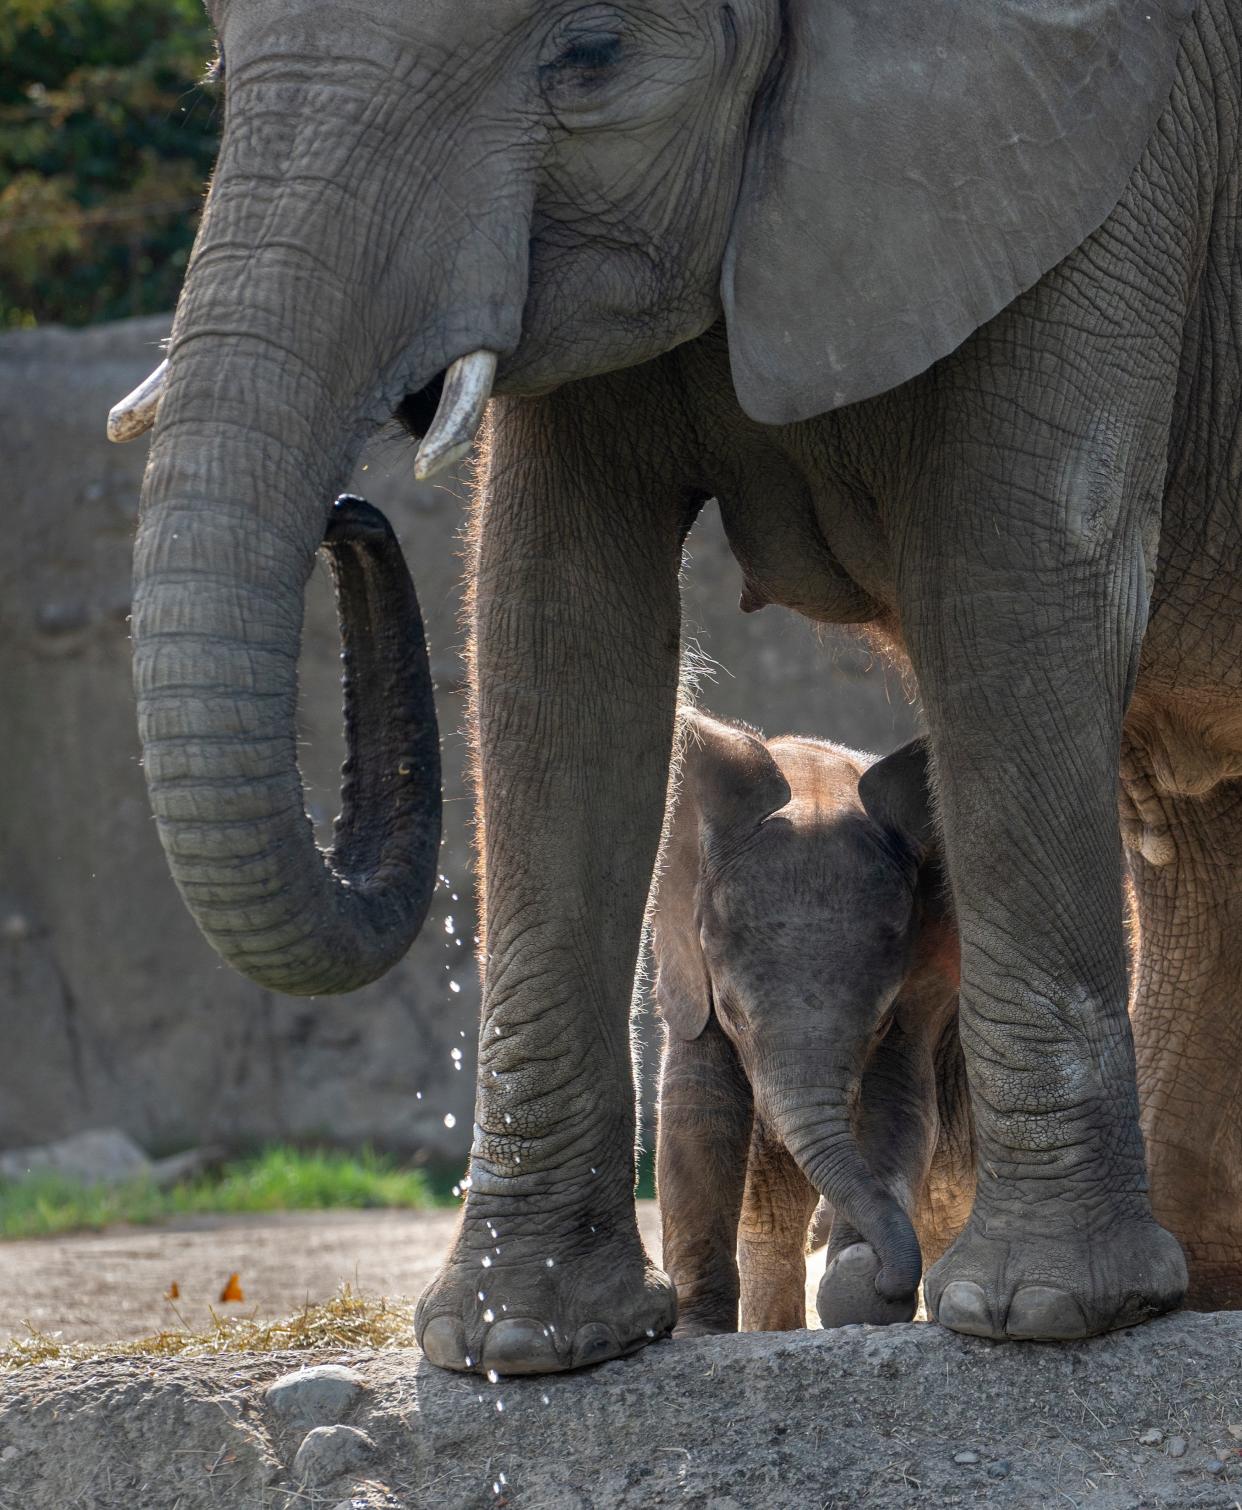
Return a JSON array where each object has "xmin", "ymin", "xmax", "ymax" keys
[{"xmin": 0, "ymin": 1283, "xmax": 416, "ymax": 1371}]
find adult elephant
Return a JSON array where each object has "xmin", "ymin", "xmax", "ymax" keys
[{"xmin": 110, "ymin": 0, "xmax": 1240, "ymax": 1372}]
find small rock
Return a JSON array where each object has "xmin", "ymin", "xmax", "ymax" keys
[
  {"xmin": 266, "ymin": 1365, "xmax": 366, "ymax": 1429},
  {"xmin": 986, "ymin": 1460, "xmax": 1011, "ymax": 1480},
  {"xmin": 0, "ymin": 1446, "xmax": 18, "ymax": 1462},
  {"xmin": 953, "ymin": 1450, "xmax": 980, "ymax": 1465},
  {"xmin": 1205, "ymin": 1458, "xmax": 1227, "ymax": 1476},
  {"xmin": 1167, "ymin": 1436, "xmax": 1187, "ymax": 1458},
  {"xmin": 1138, "ymin": 1428, "xmax": 1164, "ymax": 1446},
  {"xmin": 292, "ymin": 1425, "xmax": 375, "ymax": 1487}
]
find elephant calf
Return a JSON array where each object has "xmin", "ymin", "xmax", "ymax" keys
[{"xmin": 652, "ymin": 711, "xmax": 974, "ymax": 1334}]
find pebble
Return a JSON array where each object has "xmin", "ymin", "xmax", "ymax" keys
[
  {"xmin": 1204, "ymin": 1458, "xmax": 1227, "ymax": 1476},
  {"xmin": 292, "ymin": 1424, "xmax": 376, "ymax": 1486},
  {"xmin": 953, "ymin": 1450, "xmax": 980, "ymax": 1465},
  {"xmin": 266, "ymin": 1365, "xmax": 366, "ymax": 1429},
  {"xmin": 986, "ymin": 1459, "xmax": 1011, "ymax": 1480},
  {"xmin": 1138, "ymin": 1428, "xmax": 1164, "ymax": 1446},
  {"xmin": 0, "ymin": 1446, "xmax": 17, "ymax": 1463},
  {"xmin": 1167, "ymin": 1436, "xmax": 1187, "ymax": 1458}
]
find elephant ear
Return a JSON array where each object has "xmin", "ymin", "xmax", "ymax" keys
[
  {"xmin": 653, "ymin": 711, "xmax": 791, "ymax": 1040},
  {"xmin": 722, "ymin": 0, "xmax": 1196, "ymax": 424},
  {"xmin": 858, "ymin": 738, "xmax": 936, "ymax": 863}
]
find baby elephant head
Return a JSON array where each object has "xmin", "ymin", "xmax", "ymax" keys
[{"xmin": 653, "ymin": 710, "xmax": 959, "ymax": 1327}]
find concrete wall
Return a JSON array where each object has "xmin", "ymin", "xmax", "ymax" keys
[{"xmin": 0, "ymin": 315, "xmax": 918, "ymax": 1159}]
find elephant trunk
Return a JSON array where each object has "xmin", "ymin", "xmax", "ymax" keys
[
  {"xmin": 759, "ymin": 1056, "xmax": 922, "ymax": 1306},
  {"xmin": 133, "ymin": 340, "xmax": 441, "ymax": 994}
]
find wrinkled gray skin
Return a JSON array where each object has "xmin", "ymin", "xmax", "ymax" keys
[
  {"xmin": 134, "ymin": 0, "xmax": 1241, "ymax": 1373},
  {"xmin": 653, "ymin": 712, "xmax": 973, "ymax": 1334}
]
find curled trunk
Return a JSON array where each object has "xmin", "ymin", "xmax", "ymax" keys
[
  {"xmin": 761, "ymin": 1073, "xmax": 923, "ymax": 1308},
  {"xmin": 134, "ymin": 402, "xmax": 442, "ymax": 993}
]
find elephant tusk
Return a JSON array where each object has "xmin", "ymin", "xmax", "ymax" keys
[
  {"xmin": 414, "ymin": 350, "xmax": 497, "ymax": 480},
  {"xmin": 107, "ymin": 359, "xmax": 168, "ymax": 443}
]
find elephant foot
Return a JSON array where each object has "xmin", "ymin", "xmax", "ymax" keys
[
  {"xmin": 415, "ymin": 1206, "xmax": 676, "ymax": 1376},
  {"xmin": 924, "ymin": 1210, "xmax": 1187, "ymax": 1341},
  {"xmin": 817, "ymin": 1242, "xmax": 919, "ymax": 1328}
]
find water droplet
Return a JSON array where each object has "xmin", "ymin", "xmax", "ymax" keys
[
  {"xmin": 416, "ymin": 1091, "xmax": 423, "ymax": 1100},
  {"xmin": 444, "ymin": 916, "xmax": 455, "ymax": 935},
  {"xmin": 645, "ymin": 1328, "xmax": 655, "ymax": 1337},
  {"xmin": 496, "ymin": 1399, "xmax": 504, "ymax": 1413},
  {"xmin": 487, "ymin": 1369, "xmax": 500, "ymax": 1383},
  {"xmin": 503, "ymin": 1113, "xmax": 512, "ymax": 1125},
  {"xmin": 450, "ymin": 981, "xmax": 461, "ymax": 994},
  {"xmin": 483, "ymin": 1308, "xmax": 495, "ymax": 1322},
  {"xmin": 541, "ymin": 1393, "xmax": 550, "ymax": 1405},
  {"xmin": 477, "ymin": 1291, "xmax": 486, "ymax": 1301},
  {"xmin": 481, "ymin": 1255, "xmax": 492, "ymax": 1268},
  {"xmin": 590, "ymin": 1167, "xmax": 597, "ymax": 1175},
  {"xmin": 451, "ymin": 1047, "xmax": 463, "ymax": 1062},
  {"xmin": 444, "ymin": 1113, "xmax": 456, "ymax": 1129},
  {"xmin": 465, "ymin": 1355, "xmax": 474, "ymax": 1367},
  {"xmin": 545, "ymin": 1258, "xmax": 555, "ymax": 1268}
]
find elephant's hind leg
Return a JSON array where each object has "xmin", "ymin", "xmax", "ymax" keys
[
  {"xmin": 416, "ymin": 366, "xmax": 693, "ymax": 1376},
  {"xmin": 737, "ymin": 1123, "xmax": 818, "ymax": 1331},
  {"xmin": 1126, "ymin": 761, "xmax": 1242, "ymax": 1307}
]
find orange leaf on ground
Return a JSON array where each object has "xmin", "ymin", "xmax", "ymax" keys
[
  {"xmin": 164, "ymin": 1281, "xmax": 180, "ymax": 1301},
  {"xmin": 219, "ymin": 1273, "xmax": 244, "ymax": 1303}
]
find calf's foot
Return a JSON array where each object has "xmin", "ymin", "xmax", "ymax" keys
[
  {"xmin": 416, "ymin": 1199, "xmax": 675, "ymax": 1375},
  {"xmin": 817, "ymin": 1242, "xmax": 919, "ymax": 1328}
]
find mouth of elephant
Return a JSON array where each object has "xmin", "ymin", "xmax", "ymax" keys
[{"xmin": 396, "ymin": 370, "xmax": 447, "ymax": 441}]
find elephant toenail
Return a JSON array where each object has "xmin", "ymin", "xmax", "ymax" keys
[
  {"xmin": 419, "ymin": 1315, "xmax": 469, "ymax": 1370},
  {"xmin": 480, "ymin": 1318, "xmax": 564, "ymax": 1376},
  {"xmin": 933, "ymin": 1280, "xmax": 998, "ymax": 1338},
  {"xmin": 1006, "ymin": 1285, "xmax": 1087, "ymax": 1340},
  {"xmin": 571, "ymin": 1322, "xmax": 621, "ymax": 1368}
]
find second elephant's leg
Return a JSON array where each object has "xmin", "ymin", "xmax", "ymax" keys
[
  {"xmin": 416, "ymin": 372, "xmax": 691, "ymax": 1375},
  {"xmin": 1126, "ymin": 769, "xmax": 1242, "ymax": 1307},
  {"xmin": 897, "ymin": 368, "xmax": 1186, "ymax": 1342},
  {"xmin": 737, "ymin": 1122, "xmax": 818, "ymax": 1332}
]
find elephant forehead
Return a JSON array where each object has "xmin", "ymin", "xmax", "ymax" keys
[
  {"xmin": 217, "ymin": 0, "xmax": 539, "ymax": 63},
  {"xmin": 221, "ymin": 0, "xmax": 575, "ymax": 47}
]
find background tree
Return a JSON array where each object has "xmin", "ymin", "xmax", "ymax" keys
[{"xmin": 0, "ymin": 0, "xmax": 217, "ymax": 328}]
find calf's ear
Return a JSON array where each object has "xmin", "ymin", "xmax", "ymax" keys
[
  {"xmin": 858, "ymin": 738, "xmax": 936, "ymax": 862},
  {"xmin": 652, "ymin": 711, "xmax": 790, "ymax": 1040},
  {"xmin": 723, "ymin": 0, "xmax": 1196, "ymax": 425}
]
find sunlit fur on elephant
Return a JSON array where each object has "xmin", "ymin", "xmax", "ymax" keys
[{"xmin": 124, "ymin": 0, "xmax": 1239, "ymax": 1373}]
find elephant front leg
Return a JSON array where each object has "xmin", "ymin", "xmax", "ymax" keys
[
  {"xmin": 415, "ymin": 386, "xmax": 686, "ymax": 1376},
  {"xmin": 899, "ymin": 416, "xmax": 1186, "ymax": 1342},
  {"xmin": 657, "ymin": 1020, "xmax": 753, "ymax": 1336}
]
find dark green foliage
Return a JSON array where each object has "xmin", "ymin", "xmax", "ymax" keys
[{"xmin": 0, "ymin": 0, "xmax": 219, "ymax": 327}]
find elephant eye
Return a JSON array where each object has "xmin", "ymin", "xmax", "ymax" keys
[{"xmin": 556, "ymin": 34, "xmax": 624, "ymax": 73}]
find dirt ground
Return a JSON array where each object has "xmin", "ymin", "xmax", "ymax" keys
[{"xmin": 0, "ymin": 1202, "xmax": 823, "ymax": 1344}]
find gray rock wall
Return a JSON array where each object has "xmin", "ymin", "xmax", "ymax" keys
[{"xmin": 0, "ymin": 316, "xmax": 917, "ymax": 1159}]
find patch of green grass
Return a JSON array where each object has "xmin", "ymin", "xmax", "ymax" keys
[{"xmin": 0, "ymin": 1145, "xmax": 443, "ymax": 1241}]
